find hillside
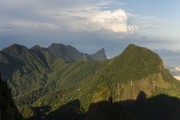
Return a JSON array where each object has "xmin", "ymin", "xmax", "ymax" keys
[
  {"xmin": 0, "ymin": 43, "xmax": 107, "ymax": 118},
  {"xmin": 48, "ymin": 43, "xmax": 107, "ymax": 62},
  {"xmin": 0, "ymin": 73, "xmax": 23, "ymax": 120},
  {"xmin": 26, "ymin": 44, "xmax": 180, "ymax": 119},
  {"xmin": 0, "ymin": 43, "xmax": 180, "ymax": 119},
  {"xmin": 0, "ymin": 44, "xmax": 50, "ymax": 97},
  {"xmin": 86, "ymin": 92, "xmax": 180, "ymax": 120},
  {"xmin": 89, "ymin": 44, "xmax": 180, "ymax": 102},
  {"xmin": 0, "ymin": 43, "xmax": 107, "ymax": 97},
  {"xmin": 90, "ymin": 48, "xmax": 107, "ymax": 61}
]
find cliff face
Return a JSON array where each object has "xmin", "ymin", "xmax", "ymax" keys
[{"xmin": 0, "ymin": 73, "xmax": 23, "ymax": 120}]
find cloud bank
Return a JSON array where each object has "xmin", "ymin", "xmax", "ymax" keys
[
  {"xmin": 0, "ymin": 0, "xmax": 138, "ymax": 36},
  {"xmin": 43, "ymin": 7, "xmax": 138, "ymax": 34}
]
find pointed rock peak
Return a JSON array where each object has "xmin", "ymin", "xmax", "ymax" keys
[
  {"xmin": 92, "ymin": 48, "xmax": 105, "ymax": 55},
  {"xmin": 97, "ymin": 48, "xmax": 105, "ymax": 53},
  {"xmin": 90, "ymin": 48, "xmax": 107, "ymax": 60}
]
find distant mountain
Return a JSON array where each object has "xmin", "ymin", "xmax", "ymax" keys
[
  {"xmin": 48, "ymin": 43, "xmax": 107, "ymax": 62},
  {"xmin": 90, "ymin": 48, "xmax": 107, "ymax": 61},
  {"xmin": 0, "ymin": 44, "xmax": 49, "ymax": 80},
  {"xmin": 166, "ymin": 66, "xmax": 180, "ymax": 81},
  {"xmin": 0, "ymin": 43, "xmax": 107, "ymax": 94},
  {"xmin": 155, "ymin": 49, "xmax": 180, "ymax": 80},
  {"xmin": 0, "ymin": 73, "xmax": 23, "ymax": 120},
  {"xmin": 0, "ymin": 43, "xmax": 107, "ymax": 70},
  {"xmin": 0, "ymin": 44, "xmax": 51, "ymax": 97},
  {"xmin": 48, "ymin": 43, "xmax": 84, "ymax": 62},
  {"xmin": 0, "ymin": 43, "xmax": 107, "ymax": 118},
  {"xmin": 31, "ymin": 45, "xmax": 56, "ymax": 65},
  {"xmin": 0, "ymin": 43, "xmax": 180, "ymax": 120},
  {"xmin": 155, "ymin": 49, "xmax": 180, "ymax": 66}
]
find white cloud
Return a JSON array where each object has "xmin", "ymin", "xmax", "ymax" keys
[
  {"xmin": 10, "ymin": 20, "xmax": 58, "ymax": 30},
  {"xmin": 0, "ymin": 0, "xmax": 138, "ymax": 36},
  {"xmin": 88, "ymin": 9, "xmax": 138, "ymax": 33},
  {"xmin": 43, "ymin": 7, "xmax": 138, "ymax": 34}
]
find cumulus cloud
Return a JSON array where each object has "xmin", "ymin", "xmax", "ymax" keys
[
  {"xmin": 44, "ymin": 8, "xmax": 138, "ymax": 34},
  {"xmin": 88, "ymin": 9, "xmax": 138, "ymax": 33}
]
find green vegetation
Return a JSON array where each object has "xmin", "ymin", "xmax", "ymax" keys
[
  {"xmin": 0, "ymin": 43, "xmax": 180, "ymax": 119},
  {"xmin": 0, "ymin": 74, "xmax": 23, "ymax": 120}
]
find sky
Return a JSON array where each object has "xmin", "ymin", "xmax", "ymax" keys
[{"xmin": 0, "ymin": 0, "xmax": 180, "ymax": 57}]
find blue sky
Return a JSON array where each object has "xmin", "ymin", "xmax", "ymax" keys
[{"xmin": 0, "ymin": 0, "xmax": 180, "ymax": 57}]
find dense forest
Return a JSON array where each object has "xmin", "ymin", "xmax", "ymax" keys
[
  {"xmin": 0, "ymin": 73, "xmax": 23, "ymax": 120},
  {"xmin": 0, "ymin": 43, "xmax": 180, "ymax": 120}
]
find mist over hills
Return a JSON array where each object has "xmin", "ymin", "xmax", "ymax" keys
[
  {"xmin": 0, "ymin": 43, "xmax": 180, "ymax": 120},
  {"xmin": 155, "ymin": 49, "xmax": 180, "ymax": 66}
]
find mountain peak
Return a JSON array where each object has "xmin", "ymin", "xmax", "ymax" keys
[
  {"xmin": 4, "ymin": 43, "xmax": 27, "ymax": 50},
  {"xmin": 31, "ymin": 45, "xmax": 48, "ymax": 52},
  {"xmin": 118, "ymin": 44, "xmax": 164, "ymax": 72},
  {"xmin": 123, "ymin": 44, "xmax": 144, "ymax": 53},
  {"xmin": 48, "ymin": 43, "xmax": 84, "ymax": 62},
  {"xmin": 32, "ymin": 45, "xmax": 41, "ymax": 49},
  {"xmin": 2, "ymin": 44, "xmax": 28, "ymax": 55},
  {"xmin": 90, "ymin": 48, "xmax": 107, "ymax": 60},
  {"xmin": 49, "ymin": 43, "xmax": 65, "ymax": 48},
  {"xmin": 126, "ymin": 44, "xmax": 136, "ymax": 48},
  {"xmin": 97, "ymin": 44, "xmax": 164, "ymax": 83},
  {"xmin": 48, "ymin": 43, "xmax": 107, "ymax": 61}
]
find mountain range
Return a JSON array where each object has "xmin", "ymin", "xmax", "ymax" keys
[{"xmin": 0, "ymin": 43, "xmax": 180, "ymax": 120}]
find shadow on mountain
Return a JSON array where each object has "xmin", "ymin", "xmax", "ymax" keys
[
  {"xmin": 28, "ymin": 106, "xmax": 52, "ymax": 120},
  {"xmin": 31, "ymin": 49, "xmax": 50, "ymax": 69},
  {"xmin": 85, "ymin": 99, "xmax": 130, "ymax": 120},
  {"xmin": 0, "ymin": 73, "xmax": 23, "ymax": 120},
  {"xmin": 46, "ymin": 99, "xmax": 85, "ymax": 120},
  {"xmin": 86, "ymin": 91, "xmax": 180, "ymax": 120},
  {"xmin": 27, "ymin": 92, "xmax": 180, "ymax": 120},
  {"xmin": 121, "ymin": 91, "xmax": 180, "ymax": 120},
  {"xmin": 0, "ymin": 52, "xmax": 24, "ymax": 80}
]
